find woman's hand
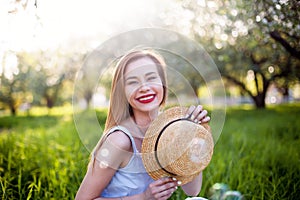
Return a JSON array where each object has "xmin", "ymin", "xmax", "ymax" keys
[
  {"xmin": 186, "ymin": 105, "xmax": 210, "ymax": 124},
  {"xmin": 143, "ymin": 177, "xmax": 179, "ymax": 200}
]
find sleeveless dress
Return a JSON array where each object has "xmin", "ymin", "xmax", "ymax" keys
[{"xmin": 100, "ymin": 126, "xmax": 154, "ymax": 198}]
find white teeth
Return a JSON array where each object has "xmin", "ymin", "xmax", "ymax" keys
[{"xmin": 139, "ymin": 95, "xmax": 154, "ymax": 101}]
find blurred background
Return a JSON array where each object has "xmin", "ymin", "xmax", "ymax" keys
[{"xmin": 0, "ymin": 0, "xmax": 299, "ymax": 199}]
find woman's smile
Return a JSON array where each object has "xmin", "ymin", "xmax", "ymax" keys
[{"xmin": 136, "ymin": 94, "xmax": 156, "ymax": 104}]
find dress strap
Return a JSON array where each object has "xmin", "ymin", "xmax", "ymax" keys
[{"xmin": 107, "ymin": 126, "xmax": 138, "ymax": 153}]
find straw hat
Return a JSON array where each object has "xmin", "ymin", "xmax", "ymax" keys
[{"xmin": 141, "ymin": 107, "xmax": 214, "ymax": 184}]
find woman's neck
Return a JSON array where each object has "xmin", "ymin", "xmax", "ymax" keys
[{"xmin": 132, "ymin": 109, "xmax": 159, "ymax": 132}]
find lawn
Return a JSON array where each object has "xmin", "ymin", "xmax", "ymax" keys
[{"xmin": 0, "ymin": 104, "xmax": 299, "ymax": 200}]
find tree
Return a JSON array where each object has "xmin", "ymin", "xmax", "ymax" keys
[
  {"xmin": 74, "ymin": 51, "xmax": 103, "ymax": 109},
  {"xmin": 253, "ymin": 0, "xmax": 300, "ymax": 99},
  {"xmin": 216, "ymin": 25, "xmax": 300, "ymax": 108},
  {"xmin": 30, "ymin": 68, "xmax": 65, "ymax": 109},
  {"xmin": 0, "ymin": 52, "xmax": 29, "ymax": 115},
  {"xmin": 27, "ymin": 50, "xmax": 80, "ymax": 110},
  {"xmin": 162, "ymin": 0, "xmax": 300, "ymax": 108}
]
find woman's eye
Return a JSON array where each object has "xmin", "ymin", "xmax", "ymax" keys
[
  {"xmin": 148, "ymin": 76, "xmax": 158, "ymax": 81},
  {"xmin": 127, "ymin": 80, "xmax": 138, "ymax": 85}
]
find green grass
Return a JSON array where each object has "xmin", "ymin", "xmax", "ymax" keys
[
  {"xmin": 198, "ymin": 103, "xmax": 300, "ymax": 200},
  {"xmin": 0, "ymin": 104, "xmax": 300, "ymax": 199},
  {"xmin": 0, "ymin": 115, "xmax": 86, "ymax": 200}
]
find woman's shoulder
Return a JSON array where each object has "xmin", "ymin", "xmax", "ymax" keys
[
  {"xmin": 103, "ymin": 118, "xmax": 134, "ymax": 151},
  {"xmin": 93, "ymin": 129, "xmax": 133, "ymax": 170},
  {"xmin": 105, "ymin": 129, "xmax": 132, "ymax": 152}
]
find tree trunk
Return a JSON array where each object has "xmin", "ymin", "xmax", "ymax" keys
[
  {"xmin": 84, "ymin": 91, "xmax": 93, "ymax": 109},
  {"xmin": 223, "ymin": 74, "xmax": 269, "ymax": 109},
  {"xmin": 46, "ymin": 97, "xmax": 54, "ymax": 108},
  {"xmin": 278, "ymin": 83, "xmax": 290, "ymax": 103},
  {"xmin": 10, "ymin": 105, "xmax": 16, "ymax": 116},
  {"xmin": 282, "ymin": 87, "xmax": 289, "ymax": 102},
  {"xmin": 252, "ymin": 93, "xmax": 266, "ymax": 108}
]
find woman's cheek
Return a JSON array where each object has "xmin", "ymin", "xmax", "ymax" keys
[
  {"xmin": 155, "ymin": 84, "xmax": 164, "ymax": 103},
  {"xmin": 125, "ymin": 86, "xmax": 136, "ymax": 102}
]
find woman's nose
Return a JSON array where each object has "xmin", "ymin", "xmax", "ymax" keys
[{"xmin": 138, "ymin": 82, "xmax": 150, "ymax": 92}]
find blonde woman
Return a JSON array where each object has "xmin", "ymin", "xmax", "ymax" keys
[{"xmin": 75, "ymin": 49, "xmax": 210, "ymax": 200}]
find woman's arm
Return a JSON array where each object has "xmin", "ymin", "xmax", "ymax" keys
[
  {"xmin": 75, "ymin": 131, "xmax": 133, "ymax": 200},
  {"xmin": 75, "ymin": 164, "xmax": 117, "ymax": 200},
  {"xmin": 77, "ymin": 169, "xmax": 178, "ymax": 200},
  {"xmin": 181, "ymin": 172, "xmax": 203, "ymax": 197}
]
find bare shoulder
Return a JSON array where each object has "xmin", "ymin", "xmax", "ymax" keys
[
  {"xmin": 105, "ymin": 130, "xmax": 132, "ymax": 152},
  {"xmin": 93, "ymin": 130, "xmax": 133, "ymax": 169}
]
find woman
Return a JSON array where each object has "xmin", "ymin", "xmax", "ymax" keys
[{"xmin": 75, "ymin": 49, "xmax": 210, "ymax": 200}]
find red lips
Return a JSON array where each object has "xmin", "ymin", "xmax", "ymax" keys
[{"xmin": 136, "ymin": 94, "xmax": 156, "ymax": 104}]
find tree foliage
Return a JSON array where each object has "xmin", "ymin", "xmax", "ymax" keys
[
  {"xmin": 254, "ymin": 0, "xmax": 300, "ymax": 59},
  {"xmin": 164, "ymin": 0, "xmax": 300, "ymax": 108}
]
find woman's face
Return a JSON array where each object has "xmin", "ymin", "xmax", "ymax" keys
[{"xmin": 124, "ymin": 56, "xmax": 164, "ymax": 114}]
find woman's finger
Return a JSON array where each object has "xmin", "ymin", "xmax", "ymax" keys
[
  {"xmin": 192, "ymin": 105, "xmax": 203, "ymax": 122},
  {"xmin": 185, "ymin": 105, "xmax": 210, "ymax": 124},
  {"xmin": 148, "ymin": 177, "xmax": 177, "ymax": 197},
  {"xmin": 201, "ymin": 116, "xmax": 210, "ymax": 123},
  {"xmin": 186, "ymin": 105, "xmax": 196, "ymax": 119},
  {"xmin": 196, "ymin": 109, "xmax": 208, "ymax": 122},
  {"xmin": 155, "ymin": 186, "xmax": 177, "ymax": 200}
]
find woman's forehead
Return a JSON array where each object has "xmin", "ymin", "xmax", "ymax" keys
[{"xmin": 125, "ymin": 57, "xmax": 159, "ymax": 75}]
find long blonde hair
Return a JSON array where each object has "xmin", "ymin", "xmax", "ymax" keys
[{"xmin": 91, "ymin": 49, "xmax": 167, "ymax": 165}]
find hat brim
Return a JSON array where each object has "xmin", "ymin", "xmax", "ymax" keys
[{"xmin": 141, "ymin": 107, "xmax": 214, "ymax": 184}]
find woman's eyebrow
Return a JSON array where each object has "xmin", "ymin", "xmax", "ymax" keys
[
  {"xmin": 125, "ymin": 72, "xmax": 157, "ymax": 81},
  {"xmin": 145, "ymin": 72, "xmax": 157, "ymax": 76},
  {"xmin": 125, "ymin": 76, "xmax": 137, "ymax": 81}
]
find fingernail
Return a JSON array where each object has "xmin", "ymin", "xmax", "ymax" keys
[
  {"xmin": 175, "ymin": 186, "xmax": 178, "ymax": 190},
  {"xmin": 177, "ymin": 181, "xmax": 182, "ymax": 185},
  {"xmin": 172, "ymin": 177, "xmax": 177, "ymax": 181}
]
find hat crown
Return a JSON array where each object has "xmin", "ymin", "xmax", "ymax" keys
[
  {"xmin": 142, "ymin": 107, "xmax": 214, "ymax": 184},
  {"xmin": 157, "ymin": 120, "xmax": 213, "ymax": 176}
]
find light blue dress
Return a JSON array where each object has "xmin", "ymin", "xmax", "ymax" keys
[{"xmin": 100, "ymin": 126, "xmax": 154, "ymax": 198}]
